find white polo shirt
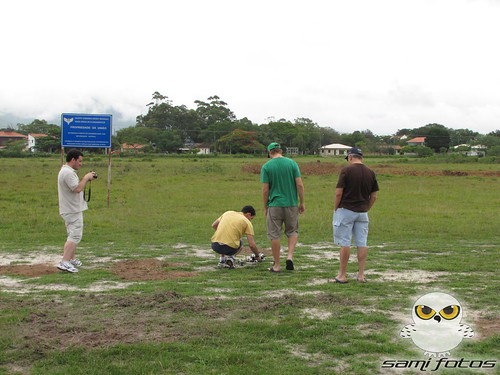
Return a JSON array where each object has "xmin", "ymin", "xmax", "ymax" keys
[{"xmin": 58, "ymin": 165, "xmax": 88, "ymax": 214}]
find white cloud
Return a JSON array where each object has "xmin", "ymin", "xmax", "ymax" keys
[{"xmin": 1, "ymin": 0, "xmax": 499, "ymax": 135}]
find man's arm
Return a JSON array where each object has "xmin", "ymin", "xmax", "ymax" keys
[
  {"xmin": 334, "ymin": 187, "xmax": 344, "ymax": 211},
  {"xmin": 211, "ymin": 219, "xmax": 220, "ymax": 230},
  {"xmin": 262, "ymin": 183, "xmax": 269, "ymax": 216},
  {"xmin": 295, "ymin": 177, "xmax": 305, "ymax": 213},
  {"xmin": 72, "ymin": 172, "xmax": 95, "ymax": 194},
  {"xmin": 246, "ymin": 234, "xmax": 262, "ymax": 261},
  {"xmin": 367, "ymin": 191, "xmax": 377, "ymax": 211}
]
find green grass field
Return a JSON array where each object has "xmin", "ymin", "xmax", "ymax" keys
[{"xmin": 1, "ymin": 155, "xmax": 499, "ymax": 374}]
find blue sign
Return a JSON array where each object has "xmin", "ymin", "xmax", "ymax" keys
[{"xmin": 61, "ymin": 113, "xmax": 112, "ymax": 148}]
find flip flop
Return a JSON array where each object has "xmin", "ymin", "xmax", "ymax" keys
[
  {"xmin": 268, "ymin": 267, "xmax": 280, "ymax": 273},
  {"xmin": 328, "ymin": 277, "xmax": 348, "ymax": 284},
  {"xmin": 286, "ymin": 259, "xmax": 294, "ymax": 270},
  {"xmin": 357, "ymin": 277, "xmax": 367, "ymax": 283}
]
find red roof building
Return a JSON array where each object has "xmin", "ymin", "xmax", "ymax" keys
[
  {"xmin": 407, "ymin": 137, "xmax": 426, "ymax": 146},
  {"xmin": 0, "ymin": 131, "xmax": 27, "ymax": 148}
]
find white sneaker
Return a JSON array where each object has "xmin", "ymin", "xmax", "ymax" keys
[
  {"xmin": 69, "ymin": 259, "xmax": 82, "ymax": 267},
  {"xmin": 57, "ymin": 261, "xmax": 78, "ymax": 273},
  {"xmin": 217, "ymin": 256, "xmax": 227, "ymax": 268},
  {"xmin": 226, "ymin": 256, "xmax": 235, "ymax": 269}
]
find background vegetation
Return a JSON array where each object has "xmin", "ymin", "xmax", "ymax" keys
[{"xmin": 2, "ymin": 92, "xmax": 500, "ymax": 155}]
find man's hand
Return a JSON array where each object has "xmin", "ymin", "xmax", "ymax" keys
[{"xmin": 84, "ymin": 172, "xmax": 97, "ymax": 181}]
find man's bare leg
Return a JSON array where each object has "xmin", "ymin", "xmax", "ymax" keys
[
  {"xmin": 62, "ymin": 241, "xmax": 77, "ymax": 262},
  {"xmin": 357, "ymin": 246, "xmax": 367, "ymax": 282},
  {"xmin": 329, "ymin": 246, "xmax": 350, "ymax": 282},
  {"xmin": 269, "ymin": 239, "xmax": 281, "ymax": 271},
  {"xmin": 287, "ymin": 235, "xmax": 298, "ymax": 260}
]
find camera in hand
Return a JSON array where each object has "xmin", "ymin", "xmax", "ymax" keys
[{"xmin": 91, "ymin": 171, "xmax": 98, "ymax": 179}]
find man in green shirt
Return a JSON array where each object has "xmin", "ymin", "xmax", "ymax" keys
[{"xmin": 261, "ymin": 143, "xmax": 305, "ymax": 272}]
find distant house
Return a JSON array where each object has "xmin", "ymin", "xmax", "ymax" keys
[
  {"xmin": 391, "ymin": 135, "xmax": 408, "ymax": 141},
  {"xmin": 27, "ymin": 133, "xmax": 48, "ymax": 152},
  {"xmin": 379, "ymin": 145, "xmax": 402, "ymax": 155},
  {"xmin": 0, "ymin": 131, "xmax": 27, "ymax": 148},
  {"xmin": 407, "ymin": 137, "xmax": 426, "ymax": 146},
  {"xmin": 320, "ymin": 143, "xmax": 352, "ymax": 157},
  {"xmin": 195, "ymin": 143, "xmax": 211, "ymax": 155},
  {"xmin": 453, "ymin": 144, "xmax": 487, "ymax": 157}
]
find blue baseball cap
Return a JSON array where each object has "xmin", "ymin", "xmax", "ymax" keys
[{"xmin": 345, "ymin": 147, "xmax": 363, "ymax": 160}]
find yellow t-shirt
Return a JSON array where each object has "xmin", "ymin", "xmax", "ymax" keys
[{"xmin": 211, "ymin": 211, "xmax": 254, "ymax": 249}]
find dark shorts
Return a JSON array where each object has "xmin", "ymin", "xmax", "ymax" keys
[
  {"xmin": 266, "ymin": 206, "xmax": 299, "ymax": 240},
  {"xmin": 211, "ymin": 240, "xmax": 243, "ymax": 256}
]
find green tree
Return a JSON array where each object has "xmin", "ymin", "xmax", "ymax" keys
[
  {"xmin": 137, "ymin": 92, "xmax": 207, "ymax": 143},
  {"xmin": 33, "ymin": 136, "xmax": 60, "ymax": 153},
  {"xmin": 216, "ymin": 129, "xmax": 264, "ymax": 154},
  {"xmin": 475, "ymin": 134, "xmax": 500, "ymax": 148},
  {"xmin": 488, "ymin": 130, "xmax": 500, "ymax": 137},
  {"xmin": 487, "ymin": 145, "xmax": 500, "ymax": 156},
  {"xmin": 17, "ymin": 119, "xmax": 60, "ymax": 136},
  {"xmin": 156, "ymin": 130, "xmax": 184, "ymax": 153},
  {"xmin": 411, "ymin": 123, "xmax": 450, "ymax": 152},
  {"xmin": 115, "ymin": 127, "xmax": 150, "ymax": 145},
  {"xmin": 293, "ymin": 118, "xmax": 321, "ymax": 154},
  {"xmin": 195, "ymin": 96, "xmax": 237, "ymax": 144},
  {"xmin": 340, "ymin": 131, "xmax": 366, "ymax": 148},
  {"xmin": 449, "ymin": 128, "xmax": 479, "ymax": 146},
  {"xmin": 319, "ymin": 127, "xmax": 342, "ymax": 146},
  {"xmin": 416, "ymin": 146, "xmax": 434, "ymax": 157},
  {"xmin": 195, "ymin": 95, "xmax": 236, "ymax": 125}
]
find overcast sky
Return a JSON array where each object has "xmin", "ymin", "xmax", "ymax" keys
[{"xmin": 1, "ymin": 0, "xmax": 499, "ymax": 135}]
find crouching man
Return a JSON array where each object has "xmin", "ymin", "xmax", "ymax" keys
[{"xmin": 211, "ymin": 205, "xmax": 262, "ymax": 268}]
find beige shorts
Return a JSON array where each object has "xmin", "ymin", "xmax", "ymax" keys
[
  {"xmin": 61, "ymin": 212, "xmax": 83, "ymax": 244},
  {"xmin": 266, "ymin": 206, "xmax": 299, "ymax": 240}
]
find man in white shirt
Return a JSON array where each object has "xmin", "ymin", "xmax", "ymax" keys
[{"xmin": 57, "ymin": 149, "xmax": 97, "ymax": 272}]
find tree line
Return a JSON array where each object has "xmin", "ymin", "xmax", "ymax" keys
[{"xmin": 3, "ymin": 91, "xmax": 500, "ymax": 155}]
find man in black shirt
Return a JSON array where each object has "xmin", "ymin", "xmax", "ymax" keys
[{"xmin": 329, "ymin": 147, "xmax": 379, "ymax": 284}]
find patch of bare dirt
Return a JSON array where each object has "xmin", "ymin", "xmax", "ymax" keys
[
  {"xmin": 0, "ymin": 263, "xmax": 59, "ymax": 277},
  {"xmin": 0, "ymin": 259, "xmax": 200, "ymax": 282},
  {"xmin": 4, "ymin": 290, "xmax": 216, "ymax": 355},
  {"xmin": 238, "ymin": 246, "xmax": 272, "ymax": 257},
  {"xmin": 242, "ymin": 162, "xmax": 341, "ymax": 175},
  {"xmin": 475, "ymin": 316, "xmax": 500, "ymax": 339},
  {"xmin": 112, "ymin": 259, "xmax": 198, "ymax": 281},
  {"xmin": 1, "ymin": 291, "xmax": 316, "ymax": 356}
]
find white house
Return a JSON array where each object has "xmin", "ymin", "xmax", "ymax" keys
[
  {"xmin": 195, "ymin": 143, "xmax": 211, "ymax": 154},
  {"xmin": 27, "ymin": 133, "xmax": 48, "ymax": 152},
  {"xmin": 453, "ymin": 144, "xmax": 487, "ymax": 157},
  {"xmin": 320, "ymin": 143, "xmax": 352, "ymax": 157}
]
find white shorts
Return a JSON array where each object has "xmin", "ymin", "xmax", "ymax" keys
[
  {"xmin": 333, "ymin": 208, "xmax": 369, "ymax": 247},
  {"xmin": 61, "ymin": 212, "xmax": 83, "ymax": 244}
]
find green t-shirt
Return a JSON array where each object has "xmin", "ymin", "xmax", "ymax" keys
[{"xmin": 260, "ymin": 157, "xmax": 301, "ymax": 207}]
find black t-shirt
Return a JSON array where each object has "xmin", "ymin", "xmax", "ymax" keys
[{"xmin": 336, "ymin": 163, "xmax": 379, "ymax": 212}]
